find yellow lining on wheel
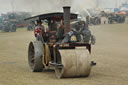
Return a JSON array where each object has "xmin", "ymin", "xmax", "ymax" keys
[{"xmin": 42, "ymin": 44, "xmax": 51, "ymax": 66}]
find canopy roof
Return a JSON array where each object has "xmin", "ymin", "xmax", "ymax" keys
[{"xmin": 24, "ymin": 12, "xmax": 78, "ymax": 21}]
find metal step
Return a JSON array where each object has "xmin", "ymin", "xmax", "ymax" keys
[{"xmin": 49, "ymin": 62, "xmax": 63, "ymax": 68}]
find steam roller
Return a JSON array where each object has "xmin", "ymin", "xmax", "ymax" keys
[{"xmin": 26, "ymin": 6, "xmax": 96, "ymax": 79}]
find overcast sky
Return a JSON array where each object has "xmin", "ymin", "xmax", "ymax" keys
[{"xmin": 0, "ymin": 0, "xmax": 127, "ymax": 14}]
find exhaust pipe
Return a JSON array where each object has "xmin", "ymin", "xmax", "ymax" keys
[{"xmin": 63, "ymin": 6, "xmax": 71, "ymax": 34}]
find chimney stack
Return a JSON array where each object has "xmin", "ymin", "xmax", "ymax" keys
[{"xmin": 63, "ymin": 6, "xmax": 71, "ymax": 34}]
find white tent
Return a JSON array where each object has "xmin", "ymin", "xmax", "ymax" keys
[{"xmin": 120, "ymin": 7, "xmax": 128, "ymax": 11}]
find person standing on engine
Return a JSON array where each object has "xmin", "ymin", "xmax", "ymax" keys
[
  {"xmin": 56, "ymin": 20, "xmax": 64, "ymax": 41},
  {"xmin": 49, "ymin": 20, "xmax": 57, "ymax": 31},
  {"xmin": 34, "ymin": 20, "xmax": 45, "ymax": 41}
]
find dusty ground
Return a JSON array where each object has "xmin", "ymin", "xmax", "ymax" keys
[{"xmin": 0, "ymin": 24, "xmax": 128, "ymax": 85}]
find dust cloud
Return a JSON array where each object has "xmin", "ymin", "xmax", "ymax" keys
[
  {"xmin": 0, "ymin": 0, "xmax": 127, "ymax": 15},
  {"xmin": 3, "ymin": 0, "xmax": 95, "ymax": 15}
]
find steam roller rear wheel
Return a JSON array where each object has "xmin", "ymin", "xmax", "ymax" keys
[
  {"xmin": 28, "ymin": 41, "xmax": 44, "ymax": 72},
  {"xmin": 55, "ymin": 47, "xmax": 91, "ymax": 78}
]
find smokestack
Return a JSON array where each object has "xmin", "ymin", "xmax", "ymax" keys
[{"xmin": 63, "ymin": 6, "xmax": 71, "ymax": 34}]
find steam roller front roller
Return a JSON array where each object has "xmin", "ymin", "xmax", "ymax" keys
[{"xmin": 55, "ymin": 47, "xmax": 91, "ymax": 78}]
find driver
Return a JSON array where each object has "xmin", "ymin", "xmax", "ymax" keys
[{"xmin": 34, "ymin": 20, "xmax": 45, "ymax": 41}]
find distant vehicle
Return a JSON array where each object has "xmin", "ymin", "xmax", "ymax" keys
[
  {"xmin": 27, "ymin": 22, "xmax": 34, "ymax": 31},
  {"xmin": 79, "ymin": 9, "xmax": 101, "ymax": 25},
  {"xmin": 0, "ymin": 16, "xmax": 2, "ymax": 30},
  {"xmin": 90, "ymin": 16, "xmax": 101, "ymax": 25},
  {"xmin": 108, "ymin": 12, "xmax": 125, "ymax": 24},
  {"xmin": 1, "ymin": 13, "xmax": 17, "ymax": 32},
  {"xmin": 0, "ymin": 12, "xmax": 31, "ymax": 32}
]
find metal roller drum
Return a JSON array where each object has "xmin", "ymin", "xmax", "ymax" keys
[
  {"xmin": 55, "ymin": 47, "xmax": 91, "ymax": 78},
  {"xmin": 28, "ymin": 41, "xmax": 44, "ymax": 72}
]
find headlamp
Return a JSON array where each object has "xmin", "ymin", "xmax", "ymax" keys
[{"xmin": 70, "ymin": 35, "xmax": 77, "ymax": 42}]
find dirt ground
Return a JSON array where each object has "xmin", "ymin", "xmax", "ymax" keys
[{"xmin": 0, "ymin": 24, "xmax": 128, "ymax": 85}]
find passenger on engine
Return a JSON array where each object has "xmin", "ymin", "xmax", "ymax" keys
[
  {"xmin": 56, "ymin": 20, "xmax": 64, "ymax": 41},
  {"xmin": 47, "ymin": 20, "xmax": 58, "ymax": 43},
  {"xmin": 34, "ymin": 20, "xmax": 45, "ymax": 41},
  {"xmin": 49, "ymin": 20, "xmax": 57, "ymax": 31}
]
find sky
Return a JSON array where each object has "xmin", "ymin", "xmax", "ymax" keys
[
  {"xmin": 96, "ymin": 0, "xmax": 127, "ymax": 8},
  {"xmin": 0, "ymin": 0, "xmax": 127, "ymax": 14}
]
